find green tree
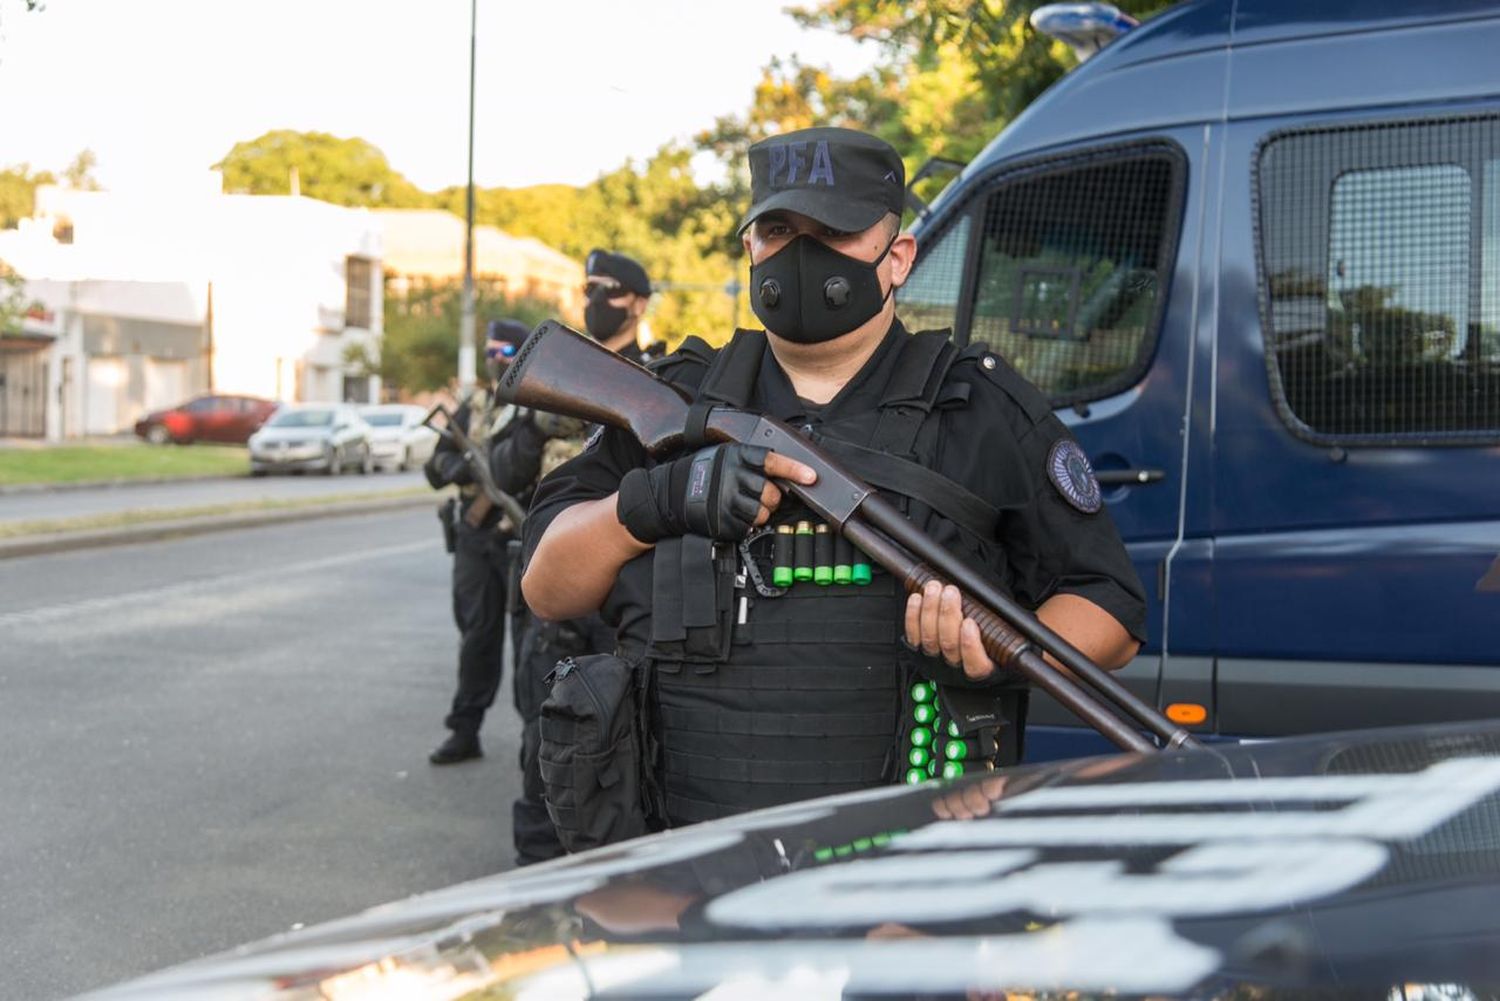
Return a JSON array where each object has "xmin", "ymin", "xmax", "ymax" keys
[
  {"xmin": 381, "ymin": 277, "xmax": 556, "ymax": 392},
  {"xmin": 0, "ymin": 164, "xmax": 56, "ymax": 229},
  {"xmin": 215, "ymin": 130, "xmax": 427, "ymax": 207},
  {"xmin": 61, "ymin": 148, "xmax": 101, "ymax": 191},
  {"xmin": 0, "ymin": 260, "xmax": 36, "ymax": 335}
]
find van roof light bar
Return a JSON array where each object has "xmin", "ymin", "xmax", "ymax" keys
[{"xmin": 1031, "ymin": 2, "xmax": 1139, "ymax": 62}]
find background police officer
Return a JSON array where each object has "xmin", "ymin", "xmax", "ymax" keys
[
  {"xmin": 488, "ymin": 251, "xmax": 654, "ymax": 864},
  {"xmin": 424, "ymin": 319, "xmax": 529, "ymax": 765},
  {"xmin": 582, "ymin": 248, "xmax": 659, "ymax": 357},
  {"xmin": 521, "ymin": 127, "xmax": 1146, "ymax": 827}
]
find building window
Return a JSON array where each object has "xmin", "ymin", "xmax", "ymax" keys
[
  {"xmin": 345, "ymin": 256, "xmax": 374, "ymax": 330},
  {"xmin": 965, "ymin": 144, "xmax": 1184, "ymax": 406},
  {"xmin": 1256, "ymin": 115, "xmax": 1500, "ymax": 443}
]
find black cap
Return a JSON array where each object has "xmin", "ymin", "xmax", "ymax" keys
[
  {"xmin": 486, "ymin": 318, "xmax": 530, "ymax": 345},
  {"xmin": 585, "ymin": 249, "xmax": 652, "ymax": 297},
  {"xmin": 739, "ymin": 127, "xmax": 905, "ymax": 236}
]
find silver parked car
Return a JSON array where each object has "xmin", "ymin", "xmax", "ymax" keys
[
  {"xmin": 358, "ymin": 403, "xmax": 439, "ymax": 472},
  {"xmin": 248, "ymin": 402, "xmax": 373, "ymax": 476}
]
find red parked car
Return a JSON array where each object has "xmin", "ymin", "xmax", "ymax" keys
[{"xmin": 134, "ymin": 394, "xmax": 278, "ymax": 445}]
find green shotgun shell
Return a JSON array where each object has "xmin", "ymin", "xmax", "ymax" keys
[
  {"xmin": 947, "ymin": 720, "xmax": 962, "ymax": 738},
  {"xmin": 813, "ymin": 524, "xmax": 833, "ymax": 585},
  {"xmin": 772, "ymin": 524, "xmax": 794, "ymax": 587},
  {"xmin": 851, "ymin": 549, "xmax": 872, "ymax": 585},
  {"xmin": 833, "ymin": 534, "xmax": 853, "ymax": 584},
  {"xmin": 943, "ymin": 739, "xmax": 970, "ymax": 761},
  {"xmin": 911, "ymin": 681, "xmax": 936, "ymax": 704},
  {"xmin": 909, "ymin": 726, "xmax": 934, "ymax": 749},
  {"xmin": 905, "ymin": 767, "xmax": 927, "ymax": 785},
  {"xmin": 793, "ymin": 521, "xmax": 814, "ymax": 581},
  {"xmin": 913, "ymin": 703, "xmax": 937, "ymax": 726},
  {"xmin": 908, "ymin": 746, "xmax": 932, "ymax": 768},
  {"xmin": 942, "ymin": 761, "xmax": 966, "ymax": 780}
]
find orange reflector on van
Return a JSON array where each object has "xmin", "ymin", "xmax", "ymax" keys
[{"xmin": 1165, "ymin": 703, "xmax": 1208, "ymax": 726}]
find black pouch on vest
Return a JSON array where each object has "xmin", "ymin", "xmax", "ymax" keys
[
  {"xmin": 538, "ymin": 653, "xmax": 656, "ymax": 853},
  {"xmin": 939, "ymin": 685, "xmax": 1025, "ymax": 767},
  {"xmin": 645, "ymin": 535, "xmax": 736, "ymax": 666}
]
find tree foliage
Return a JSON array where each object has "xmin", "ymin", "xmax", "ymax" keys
[
  {"xmin": 216, "ymin": 130, "xmax": 426, "ymax": 207},
  {"xmin": 381, "ymin": 279, "xmax": 557, "ymax": 392},
  {"xmin": 0, "ymin": 163, "xmax": 56, "ymax": 229}
]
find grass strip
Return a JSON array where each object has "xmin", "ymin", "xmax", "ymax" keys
[
  {"xmin": 0, "ymin": 486, "xmax": 431, "ymax": 540},
  {"xmin": 0, "ymin": 445, "xmax": 250, "ymax": 486}
]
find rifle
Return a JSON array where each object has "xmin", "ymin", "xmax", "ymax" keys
[
  {"xmin": 422, "ymin": 401, "xmax": 529, "ymax": 532},
  {"xmin": 498, "ymin": 320, "xmax": 1202, "ymax": 754}
]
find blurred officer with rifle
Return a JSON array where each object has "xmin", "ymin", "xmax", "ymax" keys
[{"xmin": 423, "ymin": 320, "xmax": 531, "ymax": 765}]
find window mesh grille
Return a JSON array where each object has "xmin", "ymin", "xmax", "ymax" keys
[
  {"xmin": 1257, "ymin": 115, "xmax": 1500, "ymax": 443},
  {"xmin": 967, "ymin": 149, "xmax": 1182, "ymax": 405}
]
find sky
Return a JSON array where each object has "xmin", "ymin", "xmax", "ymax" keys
[{"xmin": 0, "ymin": 0, "xmax": 880, "ymax": 194}]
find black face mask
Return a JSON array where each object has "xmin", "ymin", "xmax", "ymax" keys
[
  {"xmin": 584, "ymin": 285, "xmax": 629, "ymax": 341},
  {"xmin": 749, "ymin": 232, "xmax": 896, "ymax": 344}
]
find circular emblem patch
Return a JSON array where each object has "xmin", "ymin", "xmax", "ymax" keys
[{"xmin": 1046, "ymin": 439, "xmax": 1102, "ymax": 514}]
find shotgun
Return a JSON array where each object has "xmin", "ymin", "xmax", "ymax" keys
[
  {"xmin": 422, "ymin": 401, "xmax": 529, "ymax": 532},
  {"xmin": 499, "ymin": 320, "xmax": 1201, "ymax": 754}
]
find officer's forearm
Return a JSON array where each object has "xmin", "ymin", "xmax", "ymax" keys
[
  {"xmin": 1035, "ymin": 592, "xmax": 1139, "ymax": 672},
  {"xmin": 522, "ymin": 494, "xmax": 650, "ymax": 620}
]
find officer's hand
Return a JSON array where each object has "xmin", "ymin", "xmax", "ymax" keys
[
  {"xmin": 617, "ymin": 445, "xmax": 814, "ymax": 544},
  {"xmin": 904, "ymin": 582, "xmax": 997, "ymax": 682}
]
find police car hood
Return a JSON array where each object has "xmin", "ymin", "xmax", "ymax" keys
[{"xmin": 85, "ymin": 720, "xmax": 1500, "ymax": 999}]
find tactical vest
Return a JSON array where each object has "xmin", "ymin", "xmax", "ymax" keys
[{"xmin": 643, "ymin": 328, "xmax": 1005, "ymax": 826}]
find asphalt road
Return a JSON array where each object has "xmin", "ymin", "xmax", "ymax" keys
[
  {"xmin": 0, "ymin": 507, "xmax": 523, "ymax": 1001},
  {"xmin": 0, "ymin": 469, "xmax": 429, "ymax": 526}
]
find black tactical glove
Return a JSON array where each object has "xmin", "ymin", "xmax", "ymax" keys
[{"xmin": 616, "ymin": 443, "xmax": 770, "ymax": 544}]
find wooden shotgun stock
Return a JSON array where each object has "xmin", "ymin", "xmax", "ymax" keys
[{"xmin": 499, "ymin": 320, "xmax": 1201, "ymax": 754}]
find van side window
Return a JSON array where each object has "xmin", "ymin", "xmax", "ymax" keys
[
  {"xmin": 965, "ymin": 146, "xmax": 1184, "ymax": 405},
  {"xmin": 896, "ymin": 215, "xmax": 971, "ymax": 334},
  {"xmin": 1257, "ymin": 115, "xmax": 1500, "ymax": 443}
]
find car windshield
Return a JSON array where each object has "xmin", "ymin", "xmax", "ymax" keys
[
  {"xmin": 267, "ymin": 409, "xmax": 335, "ymax": 428},
  {"xmin": 362, "ymin": 413, "xmax": 404, "ymax": 427}
]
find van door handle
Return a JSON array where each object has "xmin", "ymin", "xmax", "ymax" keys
[{"xmin": 1095, "ymin": 468, "xmax": 1165, "ymax": 486}]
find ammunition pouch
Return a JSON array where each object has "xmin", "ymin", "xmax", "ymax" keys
[
  {"xmin": 538, "ymin": 653, "xmax": 663, "ymax": 853},
  {"xmin": 643, "ymin": 535, "xmax": 737, "ymax": 665}
]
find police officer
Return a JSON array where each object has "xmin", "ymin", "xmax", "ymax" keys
[
  {"xmin": 582, "ymin": 248, "xmax": 659, "ymax": 357},
  {"xmin": 488, "ymin": 253, "xmax": 653, "ymax": 863},
  {"xmin": 521, "ymin": 127, "xmax": 1147, "ymax": 827},
  {"xmin": 425, "ymin": 319, "xmax": 528, "ymax": 765}
]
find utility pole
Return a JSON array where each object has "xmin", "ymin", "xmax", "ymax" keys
[{"xmin": 457, "ymin": 0, "xmax": 478, "ymax": 391}]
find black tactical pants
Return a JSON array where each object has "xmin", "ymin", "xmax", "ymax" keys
[
  {"xmin": 444, "ymin": 519, "xmax": 512, "ymax": 733},
  {"xmin": 511, "ymin": 611, "xmax": 614, "ymax": 866}
]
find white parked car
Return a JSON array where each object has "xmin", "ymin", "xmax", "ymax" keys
[
  {"xmin": 357, "ymin": 403, "xmax": 438, "ymax": 472},
  {"xmin": 248, "ymin": 403, "xmax": 373, "ymax": 476}
]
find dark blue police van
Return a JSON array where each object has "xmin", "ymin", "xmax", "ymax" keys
[{"xmin": 894, "ymin": 0, "xmax": 1500, "ymax": 759}]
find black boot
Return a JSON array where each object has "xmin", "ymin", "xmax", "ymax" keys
[{"xmin": 429, "ymin": 727, "xmax": 482, "ymax": 765}]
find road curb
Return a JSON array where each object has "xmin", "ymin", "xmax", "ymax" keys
[
  {"xmin": 0, "ymin": 473, "xmax": 247, "ymax": 496},
  {"xmin": 0, "ymin": 493, "xmax": 434, "ymax": 561}
]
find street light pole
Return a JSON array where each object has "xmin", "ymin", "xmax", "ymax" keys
[{"xmin": 457, "ymin": 0, "xmax": 478, "ymax": 392}]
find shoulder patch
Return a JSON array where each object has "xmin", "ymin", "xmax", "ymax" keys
[
  {"xmin": 1047, "ymin": 439, "xmax": 1102, "ymax": 514},
  {"xmin": 956, "ymin": 344, "xmax": 1052, "ymax": 425}
]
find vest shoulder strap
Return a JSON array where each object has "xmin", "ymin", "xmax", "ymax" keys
[{"xmin": 869, "ymin": 329, "xmax": 958, "ymax": 457}]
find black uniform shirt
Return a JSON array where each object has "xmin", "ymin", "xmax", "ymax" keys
[{"xmin": 523, "ymin": 318, "xmax": 1147, "ymax": 671}]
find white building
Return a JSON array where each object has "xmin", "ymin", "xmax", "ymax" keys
[{"xmin": 0, "ymin": 175, "xmax": 382, "ymax": 440}]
